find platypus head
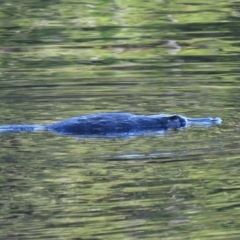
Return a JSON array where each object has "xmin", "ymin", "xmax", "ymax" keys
[{"xmin": 165, "ymin": 115, "xmax": 188, "ymax": 129}]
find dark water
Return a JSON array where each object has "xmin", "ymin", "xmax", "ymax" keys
[{"xmin": 0, "ymin": 0, "xmax": 240, "ymax": 239}]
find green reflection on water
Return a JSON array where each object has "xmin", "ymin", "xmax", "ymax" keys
[{"xmin": 0, "ymin": 0, "xmax": 240, "ymax": 239}]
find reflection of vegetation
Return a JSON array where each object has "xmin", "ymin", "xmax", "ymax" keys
[
  {"xmin": 0, "ymin": 130, "xmax": 238, "ymax": 239},
  {"xmin": 0, "ymin": 0, "xmax": 239, "ymax": 239}
]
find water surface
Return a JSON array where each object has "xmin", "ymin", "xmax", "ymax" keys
[{"xmin": 0, "ymin": 0, "xmax": 240, "ymax": 239}]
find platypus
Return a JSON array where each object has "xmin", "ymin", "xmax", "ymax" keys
[{"xmin": 0, "ymin": 112, "xmax": 222, "ymax": 137}]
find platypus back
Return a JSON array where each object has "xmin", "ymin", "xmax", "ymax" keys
[{"xmin": 48, "ymin": 113, "xmax": 187, "ymax": 136}]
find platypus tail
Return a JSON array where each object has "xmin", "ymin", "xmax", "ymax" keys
[{"xmin": 0, "ymin": 124, "xmax": 46, "ymax": 133}]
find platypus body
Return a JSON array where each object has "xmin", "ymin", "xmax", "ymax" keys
[{"xmin": 0, "ymin": 112, "xmax": 222, "ymax": 137}]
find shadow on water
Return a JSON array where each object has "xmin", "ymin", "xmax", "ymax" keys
[{"xmin": 0, "ymin": 0, "xmax": 240, "ymax": 239}]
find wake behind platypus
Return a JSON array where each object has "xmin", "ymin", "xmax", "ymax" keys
[{"xmin": 0, "ymin": 112, "xmax": 222, "ymax": 137}]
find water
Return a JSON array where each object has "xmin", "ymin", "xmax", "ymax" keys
[{"xmin": 0, "ymin": 0, "xmax": 240, "ymax": 239}]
